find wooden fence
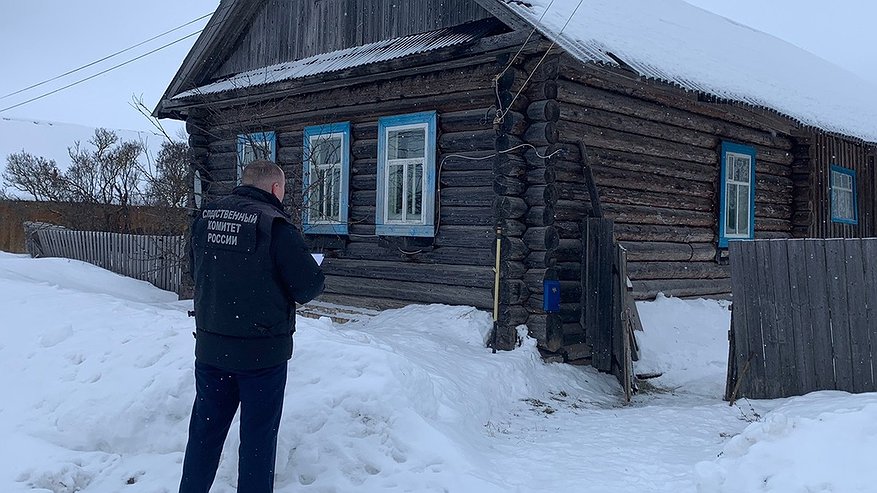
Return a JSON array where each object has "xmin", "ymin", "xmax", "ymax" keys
[
  {"xmin": 29, "ymin": 228, "xmax": 185, "ymax": 294},
  {"xmin": 725, "ymin": 238, "xmax": 877, "ymax": 401}
]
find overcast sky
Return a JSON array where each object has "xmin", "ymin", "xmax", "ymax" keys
[{"xmin": 0, "ymin": 0, "xmax": 874, "ymax": 134}]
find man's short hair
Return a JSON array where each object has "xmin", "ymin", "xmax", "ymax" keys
[{"xmin": 241, "ymin": 160, "xmax": 284, "ymax": 191}]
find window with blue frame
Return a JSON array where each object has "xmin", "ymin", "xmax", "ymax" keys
[
  {"xmin": 302, "ymin": 122, "xmax": 350, "ymax": 235},
  {"xmin": 718, "ymin": 142, "xmax": 756, "ymax": 248},
  {"xmin": 830, "ymin": 165, "xmax": 858, "ymax": 224},
  {"xmin": 236, "ymin": 131, "xmax": 276, "ymax": 184},
  {"xmin": 376, "ymin": 111, "xmax": 437, "ymax": 237}
]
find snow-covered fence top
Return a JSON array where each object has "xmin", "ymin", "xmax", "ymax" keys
[
  {"xmin": 726, "ymin": 238, "xmax": 877, "ymax": 400},
  {"xmin": 27, "ymin": 227, "xmax": 184, "ymax": 295}
]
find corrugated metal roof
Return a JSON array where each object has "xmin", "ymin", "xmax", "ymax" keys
[{"xmin": 174, "ymin": 20, "xmax": 499, "ymax": 99}]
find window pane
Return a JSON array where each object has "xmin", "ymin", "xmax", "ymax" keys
[
  {"xmin": 407, "ymin": 162, "xmax": 423, "ymax": 221},
  {"xmin": 388, "ymin": 129, "xmax": 425, "ymax": 160},
  {"xmin": 726, "ymin": 183, "xmax": 738, "ymax": 234},
  {"xmin": 312, "ymin": 136, "xmax": 342, "ymax": 166},
  {"xmin": 737, "ymin": 185, "xmax": 750, "ymax": 235},
  {"xmin": 330, "ymin": 167, "xmax": 341, "ymax": 219},
  {"xmin": 734, "ymin": 156, "xmax": 750, "ymax": 183},
  {"xmin": 387, "ymin": 165, "xmax": 404, "ymax": 220}
]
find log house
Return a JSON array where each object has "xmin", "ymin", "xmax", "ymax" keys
[{"xmin": 156, "ymin": 0, "xmax": 877, "ymax": 358}]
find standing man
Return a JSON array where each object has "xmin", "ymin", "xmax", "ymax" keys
[{"xmin": 180, "ymin": 160, "xmax": 325, "ymax": 493}]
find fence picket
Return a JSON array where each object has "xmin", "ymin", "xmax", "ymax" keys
[
  {"xmin": 786, "ymin": 240, "xmax": 816, "ymax": 394},
  {"xmin": 825, "ymin": 239, "xmax": 855, "ymax": 392},
  {"xmin": 804, "ymin": 240, "xmax": 837, "ymax": 391},
  {"xmin": 843, "ymin": 239, "xmax": 873, "ymax": 392},
  {"xmin": 755, "ymin": 240, "xmax": 783, "ymax": 398},
  {"xmin": 728, "ymin": 241, "xmax": 751, "ymax": 398},
  {"xmin": 863, "ymin": 240, "xmax": 877, "ymax": 388},
  {"xmin": 769, "ymin": 239, "xmax": 797, "ymax": 396}
]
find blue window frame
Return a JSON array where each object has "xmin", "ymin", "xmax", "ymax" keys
[
  {"xmin": 376, "ymin": 111, "xmax": 437, "ymax": 237},
  {"xmin": 302, "ymin": 122, "xmax": 351, "ymax": 235},
  {"xmin": 718, "ymin": 142, "xmax": 756, "ymax": 248},
  {"xmin": 830, "ymin": 165, "xmax": 858, "ymax": 224},
  {"xmin": 236, "ymin": 131, "xmax": 276, "ymax": 184}
]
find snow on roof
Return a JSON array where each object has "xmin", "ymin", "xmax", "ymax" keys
[
  {"xmin": 174, "ymin": 20, "xmax": 500, "ymax": 100},
  {"xmin": 502, "ymin": 0, "xmax": 877, "ymax": 142}
]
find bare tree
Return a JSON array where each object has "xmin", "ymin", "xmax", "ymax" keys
[
  {"xmin": 2, "ymin": 152, "xmax": 68, "ymax": 201},
  {"xmin": 142, "ymin": 138, "xmax": 189, "ymax": 207},
  {"xmin": 3, "ymin": 128, "xmax": 145, "ymax": 206}
]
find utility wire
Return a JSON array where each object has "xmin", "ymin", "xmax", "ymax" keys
[
  {"xmin": 1, "ymin": 12, "xmax": 213, "ymax": 101},
  {"xmin": 0, "ymin": 30, "xmax": 203, "ymax": 114}
]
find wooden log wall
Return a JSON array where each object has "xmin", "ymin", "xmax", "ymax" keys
[
  {"xmin": 196, "ymin": 61, "xmax": 504, "ymax": 312},
  {"xmin": 556, "ymin": 55, "xmax": 797, "ymax": 299},
  {"xmin": 801, "ymin": 133, "xmax": 876, "ymax": 238}
]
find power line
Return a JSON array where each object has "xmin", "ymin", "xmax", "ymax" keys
[
  {"xmin": 0, "ymin": 11, "xmax": 213, "ymax": 101},
  {"xmin": 0, "ymin": 30, "xmax": 203, "ymax": 114}
]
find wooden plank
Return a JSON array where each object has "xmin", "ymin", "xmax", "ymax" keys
[
  {"xmin": 769, "ymin": 239, "xmax": 797, "ymax": 396},
  {"xmin": 843, "ymin": 239, "xmax": 873, "ymax": 392},
  {"xmin": 728, "ymin": 240, "xmax": 751, "ymax": 400},
  {"xmin": 825, "ymin": 239, "xmax": 855, "ymax": 392},
  {"xmin": 804, "ymin": 239, "xmax": 836, "ymax": 390},
  {"xmin": 786, "ymin": 239, "xmax": 816, "ymax": 394},
  {"xmin": 739, "ymin": 240, "xmax": 765, "ymax": 398},
  {"xmin": 754, "ymin": 241, "xmax": 782, "ymax": 398},
  {"xmin": 864, "ymin": 239, "xmax": 877, "ymax": 392}
]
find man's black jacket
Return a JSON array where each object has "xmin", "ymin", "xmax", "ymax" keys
[{"xmin": 190, "ymin": 185, "xmax": 325, "ymax": 370}]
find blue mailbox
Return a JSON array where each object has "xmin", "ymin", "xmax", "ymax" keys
[{"xmin": 543, "ymin": 280, "xmax": 561, "ymax": 313}]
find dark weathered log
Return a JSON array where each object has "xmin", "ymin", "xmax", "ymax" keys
[
  {"xmin": 324, "ymin": 275, "xmax": 494, "ymax": 309},
  {"xmin": 323, "ymin": 258, "xmax": 495, "ymax": 288},
  {"xmin": 351, "ymin": 174, "xmax": 376, "ymax": 191},
  {"xmin": 602, "ymin": 204, "xmax": 715, "ymax": 227},
  {"xmin": 631, "ymin": 278, "xmax": 732, "ymax": 300},
  {"xmin": 553, "ymin": 200, "xmax": 591, "ymax": 220},
  {"xmin": 351, "ymin": 190, "xmax": 377, "ymax": 207},
  {"xmin": 351, "ymin": 158, "xmax": 377, "ymax": 175},
  {"xmin": 591, "ymin": 165, "xmax": 715, "ymax": 198},
  {"xmin": 526, "ymin": 313, "xmax": 564, "ymax": 351},
  {"xmin": 440, "ymin": 152, "xmax": 495, "ymax": 172},
  {"xmin": 189, "ymin": 134, "xmax": 210, "ymax": 147},
  {"xmin": 553, "ymin": 221, "xmax": 581, "ymax": 238},
  {"xmin": 439, "ymin": 206, "xmax": 494, "ymax": 226},
  {"xmin": 626, "ymin": 261, "xmax": 730, "ymax": 281},
  {"xmin": 352, "ymin": 139, "xmax": 377, "ymax": 160},
  {"xmin": 527, "ymin": 100, "xmax": 561, "ymax": 122},
  {"xmin": 525, "ymin": 184, "xmax": 558, "ymax": 207},
  {"xmin": 339, "ymin": 242, "xmax": 495, "ymax": 267},
  {"xmin": 500, "ymin": 279, "xmax": 529, "ymax": 305},
  {"xmin": 210, "ymin": 152, "xmax": 237, "ymax": 170},
  {"xmin": 560, "ymin": 120, "xmax": 718, "ymax": 165},
  {"xmin": 208, "ymin": 139, "xmax": 237, "ymax": 154},
  {"xmin": 501, "ymin": 260, "xmax": 527, "ymax": 279},
  {"xmin": 189, "ymin": 146, "xmax": 209, "ymax": 161},
  {"xmin": 557, "ymin": 58, "xmax": 797, "ymax": 136},
  {"xmin": 561, "ymin": 103, "xmax": 718, "ymax": 150},
  {"xmin": 559, "ymin": 145, "xmax": 716, "ymax": 183},
  {"xmin": 613, "ymin": 223, "xmax": 715, "ymax": 243},
  {"xmin": 439, "ymin": 108, "xmax": 497, "ymax": 134},
  {"xmin": 496, "ymin": 133, "xmax": 525, "ymax": 152},
  {"xmin": 351, "ymin": 122, "xmax": 377, "ymax": 141},
  {"xmin": 500, "ymin": 236, "xmax": 528, "ymax": 261},
  {"xmin": 599, "ymin": 186, "xmax": 714, "ymax": 212},
  {"xmin": 524, "ymin": 226, "xmax": 560, "ymax": 251},
  {"xmin": 500, "ymin": 219, "xmax": 527, "ymax": 237},
  {"xmin": 440, "ymin": 187, "xmax": 494, "ymax": 207},
  {"xmin": 526, "ymin": 166, "xmax": 556, "ymax": 185},
  {"xmin": 440, "ymin": 130, "xmax": 496, "ymax": 153},
  {"xmin": 525, "ymin": 80, "xmax": 557, "ymax": 101},
  {"xmin": 523, "ymin": 268, "xmax": 559, "ymax": 288},
  {"xmin": 555, "ymin": 77, "xmax": 794, "ymax": 149},
  {"xmin": 277, "ymin": 146, "xmax": 303, "ymax": 164},
  {"xmin": 755, "ymin": 217, "xmax": 793, "ymax": 232},
  {"xmin": 525, "ymin": 251, "xmax": 557, "ymax": 269},
  {"xmin": 440, "ymin": 170, "xmax": 494, "ymax": 188},
  {"xmin": 497, "ymin": 111, "xmax": 528, "ymax": 136},
  {"xmin": 493, "ymin": 154, "xmax": 527, "ymax": 177},
  {"xmin": 524, "ymin": 122, "xmax": 559, "ymax": 146},
  {"xmin": 499, "ymin": 304, "xmax": 530, "ymax": 326},
  {"xmin": 554, "ymin": 181, "xmax": 587, "ymax": 201},
  {"xmin": 555, "ymin": 239, "xmax": 582, "ymax": 262},
  {"xmin": 522, "ymin": 56, "xmax": 559, "ymax": 83},
  {"xmin": 619, "ymin": 241, "xmax": 717, "ymax": 262},
  {"xmin": 493, "ymin": 196, "xmax": 528, "ymax": 220},
  {"xmin": 435, "ymin": 225, "xmax": 495, "ymax": 249},
  {"xmin": 493, "ymin": 175, "xmax": 526, "ymax": 196},
  {"xmin": 525, "ymin": 206, "xmax": 556, "ymax": 227}
]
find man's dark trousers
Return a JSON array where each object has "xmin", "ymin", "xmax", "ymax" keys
[{"xmin": 179, "ymin": 360, "xmax": 288, "ymax": 493}]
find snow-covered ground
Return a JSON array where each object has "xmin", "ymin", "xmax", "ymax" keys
[{"xmin": 1, "ymin": 252, "xmax": 874, "ymax": 492}]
